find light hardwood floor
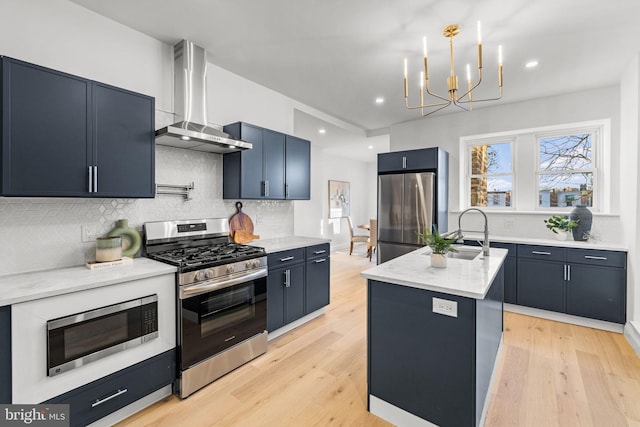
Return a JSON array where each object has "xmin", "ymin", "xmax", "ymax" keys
[{"xmin": 118, "ymin": 248, "xmax": 640, "ymax": 427}]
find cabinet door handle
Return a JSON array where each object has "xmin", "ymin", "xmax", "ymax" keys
[
  {"xmin": 584, "ymin": 255, "xmax": 607, "ymax": 260},
  {"xmin": 285, "ymin": 184, "xmax": 289, "ymax": 198},
  {"xmin": 283, "ymin": 269, "xmax": 291, "ymax": 287},
  {"xmin": 88, "ymin": 167, "xmax": 93, "ymax": 193},
  {"xmin": 93, "ymin": 166, "xmax": 98, "ymax": 193},
  {"xmin": 279, "ymin": 256, "xmax": 295, "ymax": 262},
  {"xmin": 531, "ymin": 251, "xmax": 552, "ymax": 256},
  {"xmin": 265, "ymin": 180, "xmax": 270, "ymax": 197},
  {"xmin": 91, "ymin": 388, "xmax": 128, "ymax": 407},
  {"xmin": 563, "ymin": 264, "xmax": 567, "ymax": 281},
  {"xmin": 314, "ymin": 258, "xmax": 327, "ymax": 263},
  {"xmin": 567, "ymin": 265, "xmax": 571, "ymax": 281},
  {"xmin": 313, "ymin": 250, "xmax": 327, "ymax": 255},
  {"xmin": 402, "ymin": 156, "xmax": 407, "ymax": 169}
]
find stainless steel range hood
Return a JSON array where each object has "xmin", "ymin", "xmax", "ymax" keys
[{"xmin": 155, "ymin": 40, "xmax": 251, "ymax": 152}]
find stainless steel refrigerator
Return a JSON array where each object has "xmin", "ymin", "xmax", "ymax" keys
[{"xmin": 377, "ymin": 172, "xmax": 436, "ymax": 263}]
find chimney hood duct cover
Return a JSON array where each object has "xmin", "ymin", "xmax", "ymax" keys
[{"xmin": 155, "ymin": 40, "xmax": 251, "ymax": 152}]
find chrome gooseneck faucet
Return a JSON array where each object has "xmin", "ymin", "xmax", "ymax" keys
[{"xmin": 444, "ymin": 208, "xmax": 490, "ymax": 256}]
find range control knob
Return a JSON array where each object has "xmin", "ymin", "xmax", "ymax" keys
[
  {"xmin": 253, "ymin": 259, "xmax": 261, "ymax": 268},
  {"xmin": 205, "ymin": 269, "xmax": 216, "ymax": 279},
  {"xmin": 194, "ymin": 271, "xmax": 205, "ymax": 281},
  {"xmin": 226, "ymin": 265, "xmax": 235, "ymax": 274},
  {"xmin": 245, "ymin": 261, "xmax": 252, "ymax": 269}
]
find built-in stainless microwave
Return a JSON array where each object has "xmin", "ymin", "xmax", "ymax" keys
[{"xmin": 47, "ymin": 294, "xmax": 159, "ymax": 376}]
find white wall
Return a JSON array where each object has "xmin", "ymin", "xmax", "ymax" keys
[
  {"xmin": 292, "ymin": 137, "xmax": 376, "ymax": 250},
  {"xmin": 390, "ymin": 86, "xmax": 623, "ymax": 242},
  {"xmin": 620, "ymin": 54, "xmax": 640, "ymax": 324}
]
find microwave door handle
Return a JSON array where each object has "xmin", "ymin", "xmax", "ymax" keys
[{"xmin": 179, "ymin": 268, "xmax": 268, "ymax": 299}]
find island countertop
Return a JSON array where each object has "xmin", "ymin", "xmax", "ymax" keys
[{"xmin": 361, "ymin": 246, "xmax": 508, "ymax": 299}]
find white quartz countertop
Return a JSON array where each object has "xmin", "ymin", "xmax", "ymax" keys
[
  {"xmin": 462, "ymin": 233, "xmax": 627, "ymax": 251},
  {"xmin": 249, "ymin": 236, "xmax": 331, "ymax": 253},
  {"xmin": 361, "ymin": 246, "xmax": 508, "ymax": 299},
  {"xmin": 0, "ymin": 258, "xmax": 177, "ymax": 307}
]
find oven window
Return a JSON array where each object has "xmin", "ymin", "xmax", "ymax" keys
[
  {"xmin": 200, "ymin": 286, "xmax": 254, "ymax": 337},
  {"xmin": 63, "ymin": 312, "xmax": 129, "ymax": 360}
]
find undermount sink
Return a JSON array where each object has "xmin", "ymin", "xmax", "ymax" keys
[{"xmin": 447, "ymin": 246, "xmax": 482, "ymax": 260}]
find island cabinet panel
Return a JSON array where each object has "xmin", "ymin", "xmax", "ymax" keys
[
  {"xmin": 0, "ymin": 305, "xmax": 10, "ymax": 404},
  {"xmin": 45, "ymin": 349, "xmax": 175, "ymax": 427},
  {"xmin": 1, "ymin": 57, "xmax": 155, "ymax": 198},
  {"xmin": 223, "ymin": 122, "xmax": 310, "ymax": 200},
  {"xmin": 368, "ymin": 273, "xmax": 504, "ymax": 427},
  {"xmin": 368, "ymin": 280, "xmax": 476, "ymax": 427},
  {"xmin": 305, "ymin": 244, "xmax": 330, "ymax": 313}
]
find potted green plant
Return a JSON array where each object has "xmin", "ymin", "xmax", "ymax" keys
[
  {"xmin": 543, "ymin": 215, "xmax": 579, "ymax": 240},
  {"xmin": 418, "ymin": 227, "xmax": 458, "ymax": 268}
]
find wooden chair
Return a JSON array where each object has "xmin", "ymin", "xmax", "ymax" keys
[
  {"xmin": 367, "ymin": 219, "xmax": 377, "ymax": 261},
  {"xmin": 347, "ymin": 216, "xmax": 368, "ymax": 255}
]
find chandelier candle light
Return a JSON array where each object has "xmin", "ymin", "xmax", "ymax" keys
[{"xmin": 404, "ymin": 21, "xmax": 503, "ymax": 116}]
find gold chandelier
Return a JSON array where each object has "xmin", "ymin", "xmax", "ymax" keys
[{"xmin": 403, "ymin": 21, "xmax": 503, "ymax": 116}]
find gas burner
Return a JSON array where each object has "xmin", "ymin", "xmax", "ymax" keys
[{"xmin": 147, "ymin": 242, "xmax": 266, "ymax": 270}]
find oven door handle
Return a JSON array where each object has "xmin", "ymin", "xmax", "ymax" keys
[{"xmin": 179, "ymin": 268, "xmax": 268, "ymax": 299}]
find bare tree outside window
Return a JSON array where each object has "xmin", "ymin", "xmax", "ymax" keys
[{"xmin": 538, "ymin": 133, "xmax": 593, "ymax": 208}]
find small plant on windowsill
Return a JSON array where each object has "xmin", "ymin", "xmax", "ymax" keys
[
  {"xmin": 544, "ymin": 215, "xmax": 579, "ymax": 241},
  {"xmin": 418, "ymin": 226, "xmax": 457, "ymax": 268}
]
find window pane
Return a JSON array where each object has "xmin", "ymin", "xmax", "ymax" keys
[
  {"xmin": 538, "ymin": 173, "xmax": 593, "ymax": 207},
  {"xmin": 471, "ymin": 143, "xmax": 511, "ymax": 175},
  {"xmin": 539, "ymin": 134, "xmax": 592, "ymax": 172},
  {"xmin": 471, "ymin": 177, "xmax": 512, "ymax": 207}
]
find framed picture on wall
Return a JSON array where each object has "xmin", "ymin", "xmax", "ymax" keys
[{"xmin": 328, "ymin": 180, "xmax": 350, "ymax": 218}]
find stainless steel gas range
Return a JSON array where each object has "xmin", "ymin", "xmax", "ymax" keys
[{"xmin": 143, "ymin": 218, "xmax": 268, "ymax": 399}]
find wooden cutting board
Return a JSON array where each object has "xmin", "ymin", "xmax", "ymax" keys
[{"xmin": 229, "ymin": 202, "xmax": 259, "ymax": 243}]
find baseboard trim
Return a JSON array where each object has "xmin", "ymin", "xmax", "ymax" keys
[
  {"xmin": 267, "ymin": 308, "xmax": 326, "ymax": 341},
  {"xmin": 624, "ymin": 321, "xmax": 640, "ymax": 357},
  {"xmin": 504, "ymin": 303, "xmax": 624, "ymax": 333}
]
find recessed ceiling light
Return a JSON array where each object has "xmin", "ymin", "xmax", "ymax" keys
[
  {"xmin": 368, "ymin": 145, "xmax": 374, "ymax": 149},
  {"xmin": 318, "ymin": 128, "xmax": 326, "ymax": 134},
  {"xmin": 525, "ymin": 60, "xmax": 539, "ymax": 69},
  {"xmin": 375, "ymin": 97, "xmax": 384, "ymax": 105},
  {"xmin": 181, "ymin": 136, "xmax": 191, "ymax": 141}
]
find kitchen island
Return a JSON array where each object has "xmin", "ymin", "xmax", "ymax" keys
[{"xmin": 361, "ymin": 246, "xmax": 507, "ymax": 427}]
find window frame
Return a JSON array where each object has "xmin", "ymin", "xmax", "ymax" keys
[
  {"xmin": 535, "ymin": 126, "xmax": 600, "ymax": 211},
  {"xmin": 464, "ymin": 137, "xmax": 516, "ymax": 210},
  {"xmin": 459, "ymin": 119, "xmax": 610, "ymax": 213}
]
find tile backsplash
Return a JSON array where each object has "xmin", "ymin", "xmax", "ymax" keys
[{"xmin": 0, "ymin": 145, "xmax": 293, "ymax": 276}]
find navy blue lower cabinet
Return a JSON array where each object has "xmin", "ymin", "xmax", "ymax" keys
[
  {"xmin": 367, "ymin": 268, "xmax": 503, "ymax": 427},
  {"xmin": 0, "ymin": 305, "xmax": 11, "ymax": 403},
  {"xmin": 305, "ymin": 244, "xmax": 330, "ymax": 313},
  {"xmin": 517, "ymin": 258, "xmax": 566, "ymax": 312},
  {"xmin": 45, "ymin": 349, "xmax": 175, "ymax": 427},
  {"xmin": 566, "ymin": 264, "xmax": 626, "ymax": 323},
  {"xmin": 267, "ymin": 263, "xmax": 305, "ymax": 332}
]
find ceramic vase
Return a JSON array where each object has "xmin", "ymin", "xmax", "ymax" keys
[
  {"xmin": 569, "ymin": 204, "xmax": 593, "ymax": 241},
  {"xmin": 431, "ymin": 253, "xmax": 447, "ymax": 268},
  {"xmin": 107, "ymin": 219, "xmax": 142, "ymax": 257}
]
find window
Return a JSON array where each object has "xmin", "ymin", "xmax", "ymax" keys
[
  {"xmin": 468, "ymin": 141, "xmax": 513, "ymax": 208},
  {"xmin": 460, "ymin": 120, "xmax": 608, "ymax": 212},
  {"xmin": 537, "ymin": 132, "xmax": 594, "ymax": 208}
]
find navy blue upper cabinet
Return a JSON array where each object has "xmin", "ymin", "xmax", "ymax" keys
[
  {"xmin": 223, "ymin": 122, "xmax": 310, "ymax": 200},
  {"xmin": 1, "ymin": 57, "xmax": 155, "ymax": 198},
  {"xmin": 284, "ymin": 135, "xmax": 310, "ymax": 199},
  {"xmin": 377, "ymin": 148, "xmax": 438, "ymax": 173}
]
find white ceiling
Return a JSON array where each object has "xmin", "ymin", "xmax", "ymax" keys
[{"xmin": 71, "ymin": 0, "xmax": 640, "ymax": 136}]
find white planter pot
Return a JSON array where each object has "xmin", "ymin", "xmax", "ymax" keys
[
  {"xmin": 430, "ymin": 253, "xmax": 448, "ymax": 268},
  {"xmin": 554, "ymin": 230, "xmax": 569, "ymax": 241}
]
